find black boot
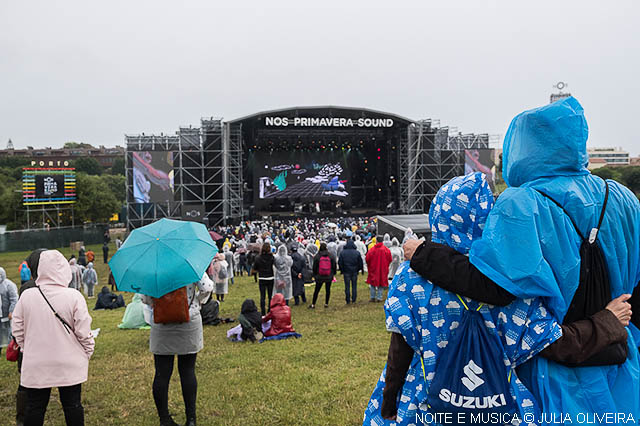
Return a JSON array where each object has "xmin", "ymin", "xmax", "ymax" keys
[
  {"xmin": 16, "ymin": 390, "xmax": 27, "ymax": 426},
  {"xmin": 185, "ymin": 418, "xmax": 196, "ymax": 426},
  {"xmin": 160, "ymin": 416, "xmax": 180, "ymax": 426},
  {"xmin": 62, "ymin": 405, "xmax": 85, "ymax": 426}
]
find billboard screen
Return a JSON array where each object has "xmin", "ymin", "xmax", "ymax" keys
[
  {"xmin": 23, "ymin": 168, "xmax": 76, "ymax": 205},
  {"xmin": 132, "ymin": 151, "xmax": 174, "ymax": 203},
  {"xmin": 254, "ymin": 152, "xmax": 350, "ymax": 207},
  {"xmin": 464, "ymin": 149, "xmax": 497, "ymax": 191}
]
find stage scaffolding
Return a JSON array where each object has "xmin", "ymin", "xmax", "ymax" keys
[
  {"xmin": 125, "ymin": 119, "xmax": 244, "ymax": 231},
  {"xmin": 125, "ymin": 112, "xmax": 489, "ymax": 230},
  {"xmin": 223, "ymin": 122, "xmax": 245, "ymax": 222},
  {"xmin": 400, "ymin": 123, "xmax": 489, "ymax": 214}
]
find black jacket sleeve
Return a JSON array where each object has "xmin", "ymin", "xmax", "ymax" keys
[
  {"xmin": 409, "ymin": 241, "xmax": 515, "ymax": 306},
  {"xmin": 410, "ymin": 241, "xmax": 630, "ymax": 364},
  {"xmin": 541, "ymin": 309, "xmax": 628, "ymax": 364},
  {"xmin": 630, "ymin": 281, "xmax": 640, "ymax": 331},
  {"xmin": 381, "ymin": 332, "xmax": 414, "ymax": 419}
]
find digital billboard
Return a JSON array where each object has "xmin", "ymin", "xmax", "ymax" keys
[
  {"xmin": 464, "ymin": 149, "xmax": 497, "ymax": 191},
  {"xmin": 132, "ymin": 151, "xmax": 174, "ymax": 203},
  {"xmin": 254, "ymin": 152, "xmax": 350, "ymax": 207},
  {"xmin": 22, "ymin": 168, "xmax": 76, "ymax": 205}
]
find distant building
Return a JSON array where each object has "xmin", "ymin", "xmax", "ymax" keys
[
  {"xmin": 630, "ymin": 157, "xmax": 640, "ymax": 167},
  {"xmin": 587, "ymin": 147, "xmax": 629, "ymax": 168},
  {"xmin": 587, "ymin": 158, "xmax": 607, "ymax": 170},
  {"xmin": 0, "ymin": 144, "xmax": 125, "ymax": 168}
]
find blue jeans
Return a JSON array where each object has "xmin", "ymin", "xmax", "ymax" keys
[
  {"xmin": 369, "ymin": 285, "xmax": 383, "ymax": 301},
  {"xmin": 344, "ymin": 273, "xmax": 358, "ymax": 303}
]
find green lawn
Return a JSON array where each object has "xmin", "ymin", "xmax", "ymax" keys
[{"xmin": 0, "ymin": 244, "xmax": 389, "ymax": 425}]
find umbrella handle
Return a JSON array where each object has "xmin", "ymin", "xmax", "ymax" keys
[{"xmin": 131, "ymin": 285, "xmax": 141, "ymax": 292}]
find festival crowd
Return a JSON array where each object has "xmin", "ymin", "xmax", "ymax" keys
[{"xmin": 1, "ymin": 98, "xmax": 640, "ymax": 426}]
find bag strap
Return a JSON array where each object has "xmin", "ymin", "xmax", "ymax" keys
[
  {"xmin": 37, "ymin": 286, "xmax": 72, "ymax": 334},
  {"xmin": 456, "ymin": 294, "xmax": 483, "ymax": 311},
  {"xmin": 592, "ymin": 180, "xmax": 610, "ymax": 244},
  {"xmin": 536, "ymin": 178, "xmax": 609, "ymax": 243}
]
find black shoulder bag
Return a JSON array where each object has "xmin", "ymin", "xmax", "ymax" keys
[
  {"xmin": 37, "ymin": 286, "xmax": 72, "ymax": 334},
  {"xmin": 537, "ymin": 180, "xmax": 628, "ymax": 366}
]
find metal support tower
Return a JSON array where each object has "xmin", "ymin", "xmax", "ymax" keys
[{"xmin": 223, "ymin": 122, "xmax": 244, "ymax": 223}]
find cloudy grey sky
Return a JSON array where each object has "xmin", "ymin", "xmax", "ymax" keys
[{"xmin": 1, "ymin": 1, "xmax": 638, "ymax": 154}]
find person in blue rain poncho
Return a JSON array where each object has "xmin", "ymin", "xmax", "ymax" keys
[
  {"xmin": 363, "ymin": 172, "xmax": 563, "ymax": 426},
  {"xmin": 404, "ymin": 97, "xmax": 640, "ymax": 423}
]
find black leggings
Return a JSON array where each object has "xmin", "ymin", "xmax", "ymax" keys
[
  {"xmin": 25, "ymin": 384, "xmax": 83, "ymax": 426},
  {"xmin": 259, "ymin": 279, "xmax": 274, "ymax": 316},
  {"xmin": 312, "ymin": 279, "xmax": 332, "ymax": 305},
  {"xmin": 153, "ymin": 354, "xmax": 197, "ymax": 421}
]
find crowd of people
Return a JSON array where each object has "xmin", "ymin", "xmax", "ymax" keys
[
  {"xmin": 2, "ymin": 97, "xmax": 640, "ymax": 426},
  {"xmin": 1, "ymin": 214, "xmax": 407, "ymax": 426},
  {"xmin": 205, "ymin": 216, "xmax": 411, "ymax": 314}
]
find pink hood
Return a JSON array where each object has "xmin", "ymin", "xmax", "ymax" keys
[{"xmin": 37, "ymin": 250, "xmax": 72, "ymax": 287}]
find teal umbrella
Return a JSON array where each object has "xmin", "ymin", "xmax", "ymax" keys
[{"xmin": 109, "ymin": 218, "xmax": 218, "ymax": 298}]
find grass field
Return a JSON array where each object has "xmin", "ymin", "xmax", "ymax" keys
[{"xmin": 0, "ymin": 243, "xmax": 389, "ymax": 425}]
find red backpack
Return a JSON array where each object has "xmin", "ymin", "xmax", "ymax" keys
[{"xmin": 318, "ymin": 255, "xmax": 332, "ymax": 276}]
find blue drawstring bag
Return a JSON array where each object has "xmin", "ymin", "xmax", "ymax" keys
[{"xmin": 427, "ymin": 298, "xmax": 516, "ymax": 419}]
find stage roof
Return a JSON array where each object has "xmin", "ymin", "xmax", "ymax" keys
[
  {"xmin": 228, "ymin": 105, "xmax": 415, "ymax": 127},
  {"xmin": 377, "ymin": 214, "xmax": 430, "ymax": 234}
]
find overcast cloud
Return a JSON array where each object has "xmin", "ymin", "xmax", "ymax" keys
[{"xmin": 1, "ymin": 1, "xmax": 638, "ymax": 154}]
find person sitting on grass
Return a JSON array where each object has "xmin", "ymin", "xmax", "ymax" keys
[
  {"xmin": 262, "ymin": 293, "xmax": 295, "ymax": 337},
  {"xmin": 238, "ymin": 299, "xmax": 263, "ymax": 342},
  {"xmin": 94, "ymin": 286, "xmax": 125, "ymax": 310}
]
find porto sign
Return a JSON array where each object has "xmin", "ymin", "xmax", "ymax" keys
[{"xmin": 265, "ymin": 116, "xmax": 394, "ymax": 128}]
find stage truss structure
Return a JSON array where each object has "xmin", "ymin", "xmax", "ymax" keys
[
  {"xmin": 399, "ymin": 123, "xmax": 489, "ymax": 214},
  {"xmin": 125, "ymin": 119, "xmax": 244, "ymax": 230},
  {"xmin": 126, "ymin": 117, "xmax": 489, "ymax": 230},
  {"xmin": 19, "ymin": 203, "xmax": 76, "ymax": 230}
]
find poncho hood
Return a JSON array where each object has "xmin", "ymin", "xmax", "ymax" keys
[
  {"xmin": 36, "ymin": 250, "xmax": 72, "ymax": 287},
  {"xmin": 270, "ymin": 293, "xmax": 285, "ymax": 308},
  {"xmin": 429, "ymin": 172, "xmax": 494, "ymax": 254},
  {"xmin": 503, "ymin": 96, "xmax": 589, "ymax": 188},
  {"xmin": 276, "ymin": 245, "xmax": 288, "ymax": 256}
]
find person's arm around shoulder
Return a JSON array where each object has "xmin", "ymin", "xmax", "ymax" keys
[
  {"xmin": 72, "ymin": 292, "xmax": 95, "ymax": 359},
  {"xmin": 541, "ymin": 294, "xmax": 631, "ymax": 364},
  {"xmin": 406, "ymin": 240, "xmax": 515, "ymax": 306}
]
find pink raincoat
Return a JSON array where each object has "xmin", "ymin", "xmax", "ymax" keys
[{"xmin": 11, "ymin": 250, "xmax": 95, "ymax": 388}]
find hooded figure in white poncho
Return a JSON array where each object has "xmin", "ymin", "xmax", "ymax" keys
[{"xmin": 274, "ymin": 245, "xmax": 294, "ymax": 301}]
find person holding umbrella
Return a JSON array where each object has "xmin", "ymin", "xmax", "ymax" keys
[
  {"xmin": 141, "ymin": 273, "xmax": 213, "ymax": 426},
  {"xmin": 109, "ymin": 219, "xmax": 218, "ymax": 426}
]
